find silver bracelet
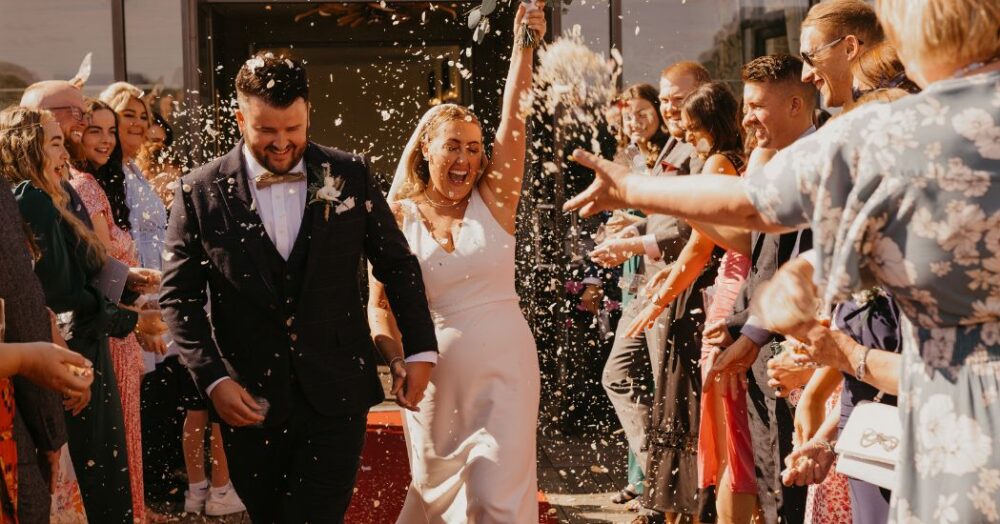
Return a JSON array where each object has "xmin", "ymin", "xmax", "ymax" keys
[
  {"xmin": 388, "ymin": 356, "xmax": 405, "ymax": 369},
  {"xmin": 854, "ymin": 344, "xmax": 872, "ymax": 382}
]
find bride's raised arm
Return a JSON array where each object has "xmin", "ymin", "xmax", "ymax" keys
[{"xmin": 479, "ymin": 2, "xmax": 546, "ymax": 229}]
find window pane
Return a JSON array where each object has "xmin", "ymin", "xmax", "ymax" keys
[
  {"xmin": 560, "ymin": 0, "xmax": 611, "ymax": 56},
  {"xmin": 620, "ymin": 0, "xmax": 811, "ymax": 91},
  {"xmin": 124, "ymin": 0, "xmax": 184, "ymax": 117},
  {"xmin": 0, "ymin": 0, "xmax": 115, "ymax": 106}
]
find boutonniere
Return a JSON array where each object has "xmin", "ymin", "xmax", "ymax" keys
[{"xmin": 308, "ymin": 162, "xmax": 355, "ymax": 221}]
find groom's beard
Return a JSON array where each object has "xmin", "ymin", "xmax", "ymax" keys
[{"xmin": 251, "ymin": 142, "xmax": 307, "ymax": 174}]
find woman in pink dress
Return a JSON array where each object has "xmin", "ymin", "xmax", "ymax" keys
[{"xmin": 69, "ymin": 100, "xmax": 151, "ymax": 523}]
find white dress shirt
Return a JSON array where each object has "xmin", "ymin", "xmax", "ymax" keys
[
  {"xmin": 206, "ymin": 148, "xmax": 434, "ymax": 396},
  {"xmin": 243, "ymin": 145, "xmax": 308, "ymax": 260}
]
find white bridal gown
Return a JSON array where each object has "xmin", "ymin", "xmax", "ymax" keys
[{"xmin": 396, "ymin": 188, "xmax": 540, "ymax": 524}]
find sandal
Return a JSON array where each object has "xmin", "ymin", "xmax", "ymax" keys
[{"xmin": 611, "ymin": 485, "xmax": 640, "ymax": 504}]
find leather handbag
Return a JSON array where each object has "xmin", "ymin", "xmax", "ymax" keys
[{"xmin": 835, "ymin": 399, "xmax": 900, "ymax": 490}]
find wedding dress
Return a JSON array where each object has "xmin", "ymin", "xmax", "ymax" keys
[{"xmin": 396, "ymin": 188, "xmax": 540, "ymax": 523}]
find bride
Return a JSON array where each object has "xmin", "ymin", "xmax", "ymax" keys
[{"xmin": 367, "ymin": 3, "xmax": 546, "ymax": 522}]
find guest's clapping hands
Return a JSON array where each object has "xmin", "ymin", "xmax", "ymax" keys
[
  {"xmin": 589, "ymin": 233, "xmax": 639, "ymax": 268},
  {"xmin": 126, "ymin": 267, "xmax": 162, "ymax": 294},
  {"xmin": 625, "ymin": 302, "xmax": 665, "ymax": 338},
  {"xmin": 136, "ymin": 310, "xmax": 169, "ymax": 355},
  {"xmin": 766, "ymin": 344, "xmax": 814, "ymax": 398},
  {"xmin": 603, "ymin": 212, "xmax": 642, "ymax": 236},
  {"xmin": 702, "ymin": 319, "xmax": 734, "ymax": 348},
  {"xmin": 750, "ymin": 257, "xmax": 821, "ymax": 341},
  {"xmin": 564, "ymin": 149, "xmax": 633, "ymax": 217},
  {"xmin": 11, "ymin": 341, "xmax": 93, "ymax": 400},
  {"xmin": 782, "ymin": 439, "xmax": 836, "ymax": 487},
  {"xmin": 702, "ymin": 336, "xmax": 757, "ymax": 397},
  {"xmin": 210, "ymin": 379, "xmax": 265, "ymax": 427}
]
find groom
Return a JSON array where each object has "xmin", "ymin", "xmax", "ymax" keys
[{"xmin": 160, "ymin": 53, "xmax": 438, "ymax": 523}]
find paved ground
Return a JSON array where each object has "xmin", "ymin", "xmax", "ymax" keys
[{"xmin": 537, "ymin": 429, "xmax": 638, "ymax": 524}]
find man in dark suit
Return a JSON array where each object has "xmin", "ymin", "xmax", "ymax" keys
[
  {"xmin": 160, "ymin": 54, "xmax": 438, "ymax": 523},
  {"xmin": 700, "ymin": 55, "xmax": 818, "ymax": 524}
]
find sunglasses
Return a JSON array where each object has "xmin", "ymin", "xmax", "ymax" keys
[
  {"xmin": 801, "ymin": 36, "xmax": 859, "ymax": 68},
  {"xmin": 48, "ymin": 105, "xmax": 85, "ymax": 123}
]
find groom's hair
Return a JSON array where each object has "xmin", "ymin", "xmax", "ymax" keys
[{"xmin": 235, "ymin": 52, "xmax": 309, "ymax": 108}]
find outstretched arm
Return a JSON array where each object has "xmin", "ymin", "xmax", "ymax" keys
[
  {"xmin": 624, "ymin": 229, "xmax": 717, "ymax": 337},
  {"xmin": 479, "ymin": 2, "xmax": 547, "ymax": 231},
  {"xmin": 564, "ymin": 149, "xmax": 790, "ymax": 233}
]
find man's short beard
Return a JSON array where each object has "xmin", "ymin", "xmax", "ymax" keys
[{"xmin": 254, "ymin": 145, "xmax": 305, "ymax": 175}]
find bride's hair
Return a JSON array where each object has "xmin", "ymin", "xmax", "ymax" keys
[{"xmin": 392, "ymin": 104, "xmax": 483, "ymax": 202}]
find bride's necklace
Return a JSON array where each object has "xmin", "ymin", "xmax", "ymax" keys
[{"xmin": 421, "ymin": 190, "xmax": 467, "ymax": 209}]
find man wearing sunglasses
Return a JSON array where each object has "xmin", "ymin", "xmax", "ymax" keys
[{"xmin": 798, "ymin": 0, "xmax": 884, "ymax": 109}]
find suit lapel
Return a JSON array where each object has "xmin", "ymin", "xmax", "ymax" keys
[{"xmin": 213, "ymin": 143, "xmax": 283, "ymax": 305}]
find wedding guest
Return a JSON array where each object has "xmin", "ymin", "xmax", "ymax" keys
[
  {"xmin": 773, "ymin": 87, "xmax": 912, "ymax": 524},
  {"xmin": 0, "ymin": 339, "xmax": 94, "ymax": 521},
  {"xmin": 624, "ymin": 81, "xmax": 744, "ymax": 524},
  {"xmin": 2, "ymin": 106, "xmax": 137, "ymax": 523},
  {"xmin": 0, "ymin": 101, "xmax": 97, "ymax": 524},
  {"xmin": 798, "ymin": 0, "xmax": 885, "ymax": 109},
  {"xmin": 564, "ymin": 1, "xmax": 1000, "ymax": 521},
  {"xmin": 101, "ymin": 81, "xmax": 176, "ymax": 521},
  {"xmin": 701, "ymin": 54, "xmax": 818, "ymax": 524},
  {"xmin": 370, "ymin": 5, "xmax": 544, "ymax": 522},
  {"xmin": 593, "ymin": 63, "xmax": 710, "ymax": 515},
  {"xmin": 136, "ymin": 113, "xmax": 183, "ymax": 207},
  {"xmin": 846, "ymin": 42, "xmax": 920, "ymax": 107}
]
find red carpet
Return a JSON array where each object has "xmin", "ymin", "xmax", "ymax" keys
[{"xmin": 347, "ymin": 410, "xmax": 558, "ymax": 523}]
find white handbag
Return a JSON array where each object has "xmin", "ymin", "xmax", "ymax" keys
[{"xmin": 835, "ymin": 399, "xmax": 900, "ymax": 490}]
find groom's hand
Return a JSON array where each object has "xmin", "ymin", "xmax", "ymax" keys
[
  {"xmin": 400, "ymin": 362, "xmax": 433, "ymax": 412},
  {"xmin": 210, "ymin": 379, "xmax": 265, "ymax": 427}
]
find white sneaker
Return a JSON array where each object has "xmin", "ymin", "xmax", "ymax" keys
[
  {"xmin": 205, "ymin": 485, "xmax": 247, "ymax": 517},
  {"xmin": 183, "ymin": 486, "xmax": 209, "ymax": 514}
]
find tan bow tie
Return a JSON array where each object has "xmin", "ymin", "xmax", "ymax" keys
[{"xmin": 255, "ymin": 171, "xmax": 306, "ymax": 189}]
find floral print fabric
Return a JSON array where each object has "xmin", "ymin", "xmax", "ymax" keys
[{"xmin": 742, "ymin": 70, "xmax": 1000, "ymax": 523}]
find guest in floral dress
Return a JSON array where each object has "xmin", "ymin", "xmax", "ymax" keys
[{"xmin": 70, "ymin": 99, "xmax": 150, "ymax": 523}]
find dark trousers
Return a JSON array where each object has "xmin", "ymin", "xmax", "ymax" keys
[{"xmin": 222, "ymin": 391, "xmax": 368, "ymax": 524}]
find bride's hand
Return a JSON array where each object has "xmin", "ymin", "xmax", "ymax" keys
[{"xmin": 514, "ymin": 1, "xmax": 547, "ymax": 39}]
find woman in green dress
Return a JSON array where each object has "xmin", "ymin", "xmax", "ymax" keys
[{"xmin": 0, "ymin": 106, "xmax": 136, "ymax": 523}]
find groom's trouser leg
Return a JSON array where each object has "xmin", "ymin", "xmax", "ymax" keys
[
  {"xmin": 222, "ymin": 401, "xmax": 368, "ymax": 523},
  {"xmin": 602, "ymin": 305, "xmax": 665, "ymax": 470},
  {"xmin": 283, "ymin": 407, "xmax": 368, "ymax": 523},
  {"xmin": 222, "ymin": 421, "xmax": 291, "ymax": 524}
]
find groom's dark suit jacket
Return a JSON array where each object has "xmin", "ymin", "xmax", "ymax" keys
[{"xmin": 160, "ymin": 142, "xmax": 437, "ymax": 425}]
